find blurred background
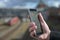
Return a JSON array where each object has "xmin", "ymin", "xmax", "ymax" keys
[{"xmin": 0, "ymin": 0, "xmax": 60, "ymax": 40}]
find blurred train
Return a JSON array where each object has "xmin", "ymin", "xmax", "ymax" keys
[
  {"xmin": 7, "ymin": 16, "xmax": 19, "ymax": 26},
  {"xmin": 0, "ymin": 16, "xmax": 20, "ymax": 26}
]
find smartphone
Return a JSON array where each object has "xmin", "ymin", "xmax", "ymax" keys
[{"xmin": 28, "ymin": 9, "xmax": 43, "ymax": 36}]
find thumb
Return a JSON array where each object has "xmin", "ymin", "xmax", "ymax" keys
[
  {"xmin": 38, "ymin": 13, "xmax": 45, "ymax": 23},
  {"xmin": 38, "ymin": 13, "xmax": 50, "ymax": 33}
]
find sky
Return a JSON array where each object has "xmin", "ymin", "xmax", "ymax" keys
[
  {"xmin": 0, "ymin": 0, "xmax": 40, "ymax": 8},
  {"xmin": 42, "ymin": 0, "xmax": 60, "ymax": 8},
  {"xmin": 0, "ymin": 0, "xmax": 60, "ymax": 8}
]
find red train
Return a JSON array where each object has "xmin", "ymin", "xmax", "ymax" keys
[
  {"xmin": 8, "ymin": 17, "xmax": 19, "ymax": 26},
  {"xmin": 2, "ymin": 16, "xmax": 20, "ymax": 26}
]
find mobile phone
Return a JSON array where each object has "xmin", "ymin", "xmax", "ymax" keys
[{"xmin": 28, "ymin": 9, "xmax": 43, "ymax": 36}]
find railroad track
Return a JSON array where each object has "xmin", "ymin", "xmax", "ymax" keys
[
  {"xmin": 5, "ymin": 19, "xmax": 37, "ymax": 40},
  {"xmin": 0, "ymin": 20, "xmax": 21, "ymax": 40},
  {"xmin": 6, "ymin": 21, "xmax": 30, "ymax": 40}
]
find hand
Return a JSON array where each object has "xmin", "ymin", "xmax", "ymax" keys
[{"xmin": 29, "ymin": 13, "xmax": 51, "ymax": 40}]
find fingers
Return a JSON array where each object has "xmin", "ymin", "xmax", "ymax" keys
[
  {"xmin": 30, "ymin": 30, "xmax": 36, "ymax": 38},
  {"xmin": 29, "ymin": 22, "xmax": 37, "ymax": 32},
  {"xmin": 29, "ymin": 22, "xmax": 37, "ymax": 38}
]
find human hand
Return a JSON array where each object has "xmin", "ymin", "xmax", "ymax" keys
[{"xmin": 29, "ymin": 13, "xmax": 51, "ymax": 40}]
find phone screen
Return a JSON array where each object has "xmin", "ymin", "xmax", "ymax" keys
[{"xmin": 28, "ymin": 9, "xmax": 43, "ymax": 35}]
